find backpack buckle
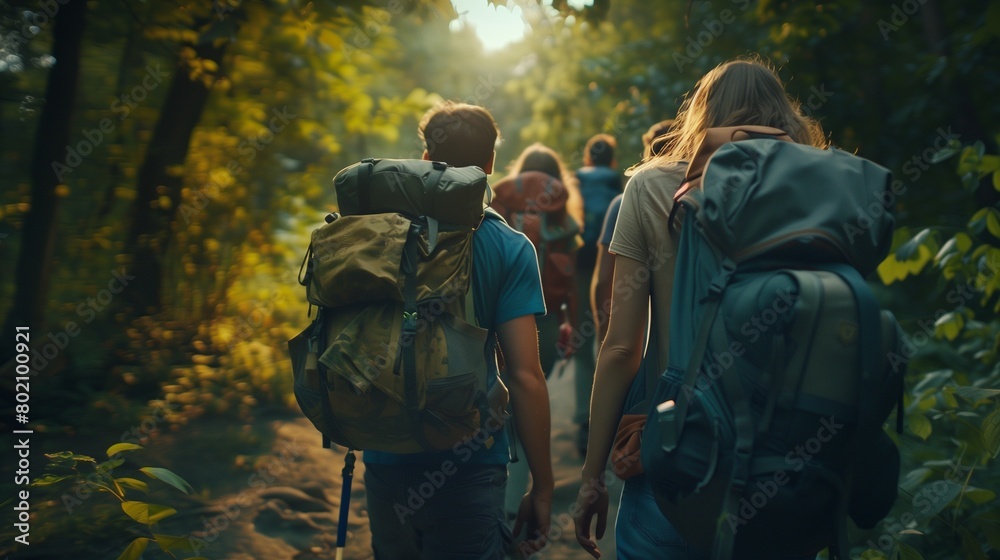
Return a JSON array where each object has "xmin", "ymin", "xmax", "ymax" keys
[
  {"xmin": 402, "ymin": 310, "xmax": 418, "ymax": 332},
  {"xmin": 708, "ymin": 258, "xmax": 737, "ymax": 297}
]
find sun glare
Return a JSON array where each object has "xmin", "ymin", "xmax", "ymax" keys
[
  {"xmin": 450, "ymin": 0, "xmax": 527, "ymax": 52},
  {"xmin": 449, "ymin": 1, "xmax": 595, "ymax": 52}
]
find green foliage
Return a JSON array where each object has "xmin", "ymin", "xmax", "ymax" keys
[
  {"xmin": 858, "ymin": 140, "xmax": 1000, "ymax": 560},
  {"xmin": 0, "ymin": 444, "xmax": 206, "ymax": 559}
]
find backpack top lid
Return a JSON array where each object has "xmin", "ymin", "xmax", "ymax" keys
[
  {"xmin": 492, "ymin": 171, "xmax": 568, "ymax": 214},
  {"xmin": 680, "ymin": 127, "xmax": 895, "ymax": 277},
  {"xmin": 334, "ymin": 158, "xmax": 491, "ymax": 228}
]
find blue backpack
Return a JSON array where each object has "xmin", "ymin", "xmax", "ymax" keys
[
  {"xmin": 640, "ymin": 127, "xmax": 906, "ymax": 559},
  {"xmin": 576, "ymin": 166, "xmax": 621, "ymax": 267}
]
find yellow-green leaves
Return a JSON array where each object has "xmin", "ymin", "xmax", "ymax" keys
[
  {"xmin": 116, "ymin": 537, "xmax": 149, "ymax": 560},
  {"xmin": 878, "ymin": 228, "xmax": 937, "ymax": 284},
  {"xmin": 122, "ymin": 501, "xmax": 177, "ymax": 525},
  {"xmin": 107, "ymin": 443, "xmax": 144, "ymax": 457},
  {"xmin": 140, "ymin": 467, "xmax": 194, "ymax": 494}
]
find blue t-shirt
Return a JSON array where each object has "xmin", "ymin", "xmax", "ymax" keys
[
  {"xmin": 599, "ymin": 194, "xmax": 624, "ymax": 248},
  {"xmin": 364, "ymin": 213, "xmax": 546, "ymax": 465}
]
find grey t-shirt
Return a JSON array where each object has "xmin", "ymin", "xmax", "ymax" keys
[{"xmin": 608, "ymin": 163, "xmax": 686, "ymax": 374}]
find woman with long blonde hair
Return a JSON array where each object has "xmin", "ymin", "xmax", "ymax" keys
[{"xmin": 573, "ymin": 56, "xmax": 824, "ymax": 559}]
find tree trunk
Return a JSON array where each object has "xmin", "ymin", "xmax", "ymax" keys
[
  {"xmin": 1, "ymin": 0, "xmax": 87, "ymax": 364},
  {"xmin": 122, "ymin": 31, "xmax": 232, "ymax": 316}
]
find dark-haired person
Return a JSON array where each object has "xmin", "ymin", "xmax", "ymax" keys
[
  {"xmin": 573, "ymin": 133, "xmax": 623, "ymax": 456},
  {"xmin": 363, "ymin": 101, "xmax": 553, "ymax": 559}
]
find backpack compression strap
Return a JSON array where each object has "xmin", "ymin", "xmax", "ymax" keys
[{"xmin": 820, "ymin": 263, "xmax": 885, "ymax": 560}]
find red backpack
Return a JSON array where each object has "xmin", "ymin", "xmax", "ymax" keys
[{"xmin": 491, "ymin": 171, "xmax": 580, "ymax": 313}]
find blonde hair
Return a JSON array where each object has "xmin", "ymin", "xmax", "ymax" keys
[
  {"xmin": 507, "ymin": 143, "xmax": 585, "ymax": 228},
  {"xmin": 633, "ymin": 56, "xmax": 826, "ymax": 174}
]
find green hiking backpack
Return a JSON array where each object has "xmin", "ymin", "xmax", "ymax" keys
[
  {"xmin": 640, "ymin": 127, "xmax": 907, "ymax": 559},
  {"xmin": 289, "ymin": 158, "xmax": 508, "ymax": 453}
]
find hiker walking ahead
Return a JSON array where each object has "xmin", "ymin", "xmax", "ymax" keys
[
  {"xmin": 362, "ymin": 102, "xmax": 554, "ymax": 559},
  {"xmin": 491, "ymin": 143, "xmax": 583, "ymax": 375},
  {"xmin": 573, "ymin": 133, "xmax": 622, "ymax": 455},
  {"xmin": 573, "ymin": 57, "xmax": 824, "ymax": 560},
  {"xmin": 490, "ymin": 142, "xmax": 583, "ymax": 522}
]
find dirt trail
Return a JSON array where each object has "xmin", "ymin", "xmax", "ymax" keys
[{"xmin": 196, "ymin": 366, "xmax": 624, "ymax": 559}]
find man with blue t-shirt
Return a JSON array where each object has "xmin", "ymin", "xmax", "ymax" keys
[{"xmin": 363, "ymin": 101, "xmax": 554, "ymax": 559}]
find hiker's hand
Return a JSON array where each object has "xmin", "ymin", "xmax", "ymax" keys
[
  {"xmin": 556, "ymin": 321, "xmax": 575, "ymax": 359},
  {"xmin": 573, "ymin": 475, "xmax": 609, "ymax": 559},
  {"xmin": 512, "ymin": 488, "xmax": 552, "ymax": 558}
]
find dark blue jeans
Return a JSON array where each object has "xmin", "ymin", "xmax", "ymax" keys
[
  {"xmin": 616, "ymin": 474, "xmax": 815, "ymax": 560},
  {"xmin": 364, "ymin": 462, "xmax": 511, "ymax": 560}
]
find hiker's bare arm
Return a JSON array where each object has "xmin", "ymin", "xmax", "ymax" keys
[
  {"xmin": 591, "ymin": 244, "xmax": 615, "ymax": 344},
  {"xmin": 497, "ymin": 314, "xmax": 553, "ymax": 548},
  {"xmin": 575, "ymin": 254, "xmax": 647, "ymax": 558},
  {"xmin": 583, "ymin": 254, "xmax": 647, "ymax": 481}
]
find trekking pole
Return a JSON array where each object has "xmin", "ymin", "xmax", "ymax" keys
[{"xmin": 336, "ymin": 449, "xmax": 357, "ymax": 560}]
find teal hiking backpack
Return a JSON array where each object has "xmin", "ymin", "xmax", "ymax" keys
[{"xmin": 640, "ymin": 127, "xmax": 907, "ymax": 559}]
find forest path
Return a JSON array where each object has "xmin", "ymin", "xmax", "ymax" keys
[{"xmin": 196, "ymin": 364, "xmax": 622, "ymax": 560}]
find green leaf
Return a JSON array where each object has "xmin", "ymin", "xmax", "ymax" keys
[
  {"xmin": 908, "ymin": 412, "xmax": 932, "ymax": 440},
  {"xmin": 958, "ymin": 526, "xmax": 988, "ymax": 560},
  {"xmin": 878, "ymin": 246, "xmax": 934, "ymax": 284},
  {"xmin": 117, "ymin": 477, "xmax": 149, "ymax": 492},
  {"xmin": 934, "ymin": 311, "xmax": 964, "ymax": 341},
  {"xmin": 153, "ymin": 534, "xmax": 199, "ymax": 552},
  {"xmin": 979, "ymin": 155, "xmax": 1000, "ymax": 174},
  {"xmin": 140, "ymin": 467, "xmax": 194, "ymax": 494},
  {"xmin": 895, "ymin": 228, "xmax": 936, "ymax": 261},
  {"xmin": 969, "ymin": 208, "xmax": 990, "ymax": 235},
  {"xmin": 949, "ymin": 386, "xmax": 1000, "ymax": 402},
  {"xmin": 955, "ymin": 232, "xmax": 973, "ymax": 253},
  {"xmin": 993, "ymin": 169, "xmax": 1000, "ymax": 192},
  {"xmin": 97, "ymin": 457, "xmax": 125, "ymax": 473},
  {"xmin": 982, "ymin": 408, "xmax": 1000, "ymax": 459},
  {"xmin": 122, "ymin": 501, "xmax": 177, "ymax": 525},
  {"xmin": 901, "ymin": 467, "xmax": 932, "ymax": 492},
  {"xmin": 861, "ymin": 550, "xmax": 888, "ymax": 560},
  {"xmin": 958, "ymin": 146, "xmax": 982, "ymax": 176},
  {"xmin": 896, "ymin": 542, "xmax": 924, "ymax": 560},
  {"xmin": 963, "ymin": 488, "xmax": 997, "ymax": 505},
  {"xmin": 32, "ymin": 474, "xmax": 74, "ymax": 487},
  {"xmin": 45, "ymin": 451, "xmax": 96, "ymax": 463},
  {"xmin": 107, "ymin": 443, "xmax": 144, "ymax": 457},
  {"xmin": 986, "ymin": 209, "xmax": 1000, "ymax": 238},
  {"xmin": 116, "ymin": 537, "xmax": 149, "ymax": 560},
  {"xmin": 930, "ymin": 145, "xmax": 959, "ymax": 164}
]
